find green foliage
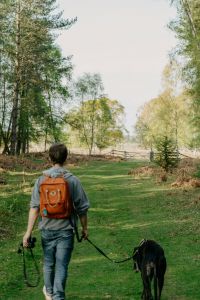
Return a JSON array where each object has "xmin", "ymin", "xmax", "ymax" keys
[
  {"xmin": 135, "ymin": 63, "xmax": 192, "ymax": 149},
  {"xmin": 75, "ymin": 72, "xmax": 104, "ymax": 100},
  {"xmin": 169, "ymin": 0, "xmax": 200, "ymax": 146},
  {"xmin": 66, "ymin": 97, "xmax": 125, "ymax": 154},
  {"xmin": 0, "ymin": 0, "xmax": 75, "ymax": 154},
  {"xmin": 66, "ymin": 73, "xmax": 125, "ymax": 154},
  {"xmin": 154, "ymin": 136, "xmax": 179, "ymax": 172}
]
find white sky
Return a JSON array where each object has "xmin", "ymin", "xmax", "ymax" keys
[{"xmin": 57, "ymin": 0, "xmax": 177, "ymax": 133}]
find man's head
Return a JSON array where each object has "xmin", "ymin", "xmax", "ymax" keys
[{"xmin": 49, "ymin": 143, "xmax": 68, "ymax": 165}]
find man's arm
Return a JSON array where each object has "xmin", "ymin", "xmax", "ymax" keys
[
  {"xmin": 23, "ymin": 207, "xmax": 39, "ymax": 247},
  {"xmin": 79, "ymin": 214, "xmax": 88, "ymax": 240}
]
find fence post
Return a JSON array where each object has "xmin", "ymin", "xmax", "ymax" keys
[
  {"xmin": 124, "ymin": 151, "xmax": 127, "ymax": 160},
  {"xmin": 149, "ymin": 149, "xmax": 154, "ymax": 162}
]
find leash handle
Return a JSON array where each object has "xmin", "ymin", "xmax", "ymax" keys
[
  {"xmin": 22, "ymin": 247, "xmax": 40, "ymax": 287},
  {"xmin": 17, "ymin": 240, "xmax": 40, "ymax": 287}
]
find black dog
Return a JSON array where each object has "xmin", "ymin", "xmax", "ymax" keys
[{"xmin": 133, "ymin": 239, "xmax": 167, "ymax": 300}]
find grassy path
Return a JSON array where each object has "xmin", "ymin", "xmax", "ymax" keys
[{"xmin": 0, "ymin": 160, "xmax": 200, "ymax": 299}]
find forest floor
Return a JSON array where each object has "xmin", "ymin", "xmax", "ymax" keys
[{"xmin": 0, "ymin": 155, "xmax": 200, "ymax": 299}]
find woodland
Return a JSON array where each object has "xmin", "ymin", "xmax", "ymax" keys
[{"xmin": 0, "ymin": 0, "xmax": 125, "ymax": 156}]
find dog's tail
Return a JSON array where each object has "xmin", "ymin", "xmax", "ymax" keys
[{"xmin": 153, "ymin": 265, "xmax": 158, "ymax": 300}]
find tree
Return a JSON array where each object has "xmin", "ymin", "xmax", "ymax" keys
[
  {"xmin": 135, "ymin": 63, "xmax": 192, "ymax": 149},
  {"xmin": 68, "ymin": 73, "xmax": 104, "ymax": 155},
  {"xmin": 66, "ymin": 97, "xmax": 125, "ymax": 155},
  {"xmin": 169, "ymin": 0, "xmax": 200, "ymax": 146},
  {"xmin": 0, "ymin": 0, "xmax": 76, "ymax": 154},
  {"xmin": 95, "ymin": 98, "xmax": 125, "ymax": 152},
  {"xmin": 135, "ymin": 90, "xmax": 191, "ymax": 148},
  {"xmin": 154, "ymin": 136, "xmax": 179, "ymax": 172}
]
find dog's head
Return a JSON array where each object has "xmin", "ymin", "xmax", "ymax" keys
[{"xmin": 132, "ymin": 239, "xmax": 147, "ymax": 272}]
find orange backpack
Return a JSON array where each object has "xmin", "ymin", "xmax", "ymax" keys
[{"xmin": 39, "ymin": 175, "xmax": 73, "ymax": 219}]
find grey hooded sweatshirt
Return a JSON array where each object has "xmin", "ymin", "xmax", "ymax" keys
[{"xmin": 30, "ymin": 166, "xmax": 90, "ymax": 231}]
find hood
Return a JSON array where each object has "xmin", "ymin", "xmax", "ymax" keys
[{"xmin": 43, "ymin": 167, "xmax": 73, "ymax": 179}]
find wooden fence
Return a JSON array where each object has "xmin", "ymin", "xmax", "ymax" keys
[
  {"xmin": 108, "ymin": 149, "xmax": 194, "ymax": 160},
  {"xmin": 108, "ymin": 149, "xmax": 150, "ymax": 160}
]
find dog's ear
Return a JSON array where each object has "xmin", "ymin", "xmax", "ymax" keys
[
  {"xmin": 133, "ymin": 247, "xmax": 138, "ymax": 256},
  {"xmin": 133, "ymin": 246, "xmax": 138, "ymax": 252},
  {"xmin": 139, "ymin": 239, "xmax": 147, "ymax": 247}
]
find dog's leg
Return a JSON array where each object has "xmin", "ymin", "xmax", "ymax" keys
[
  {"xmin": 141, "ymin": 271, "xmax": 152, "ymax": 300},
  {"xmin": 158, "ymin": 256, "xmax": 167, "ymax": 300},
  {"xmin": 153, "ymin": 265, "xmax": 158, "ymax": 300},
  {"xmin": 141, "ymin": 289, "xmax": 145, "ymax": 300},
  {"xmin": 158, "ymin": 274, "xmax": 164, "ymax": 300},
  {"xmin": 141, "ymin": 272, "xmax": 146, "ymax": 300},
  {"xmin": 154, "ymin": 275, "xmax": 158, "ymax": 300}
]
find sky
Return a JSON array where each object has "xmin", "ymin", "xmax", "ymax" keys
[{"xmin": 57, "ymin": 0, "xmax": 177, "ymax": 133}]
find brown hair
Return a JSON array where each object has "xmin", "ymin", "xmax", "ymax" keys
[{"xmin": 49, "ymin": 143, "xmax": 68, "ymax": 165}]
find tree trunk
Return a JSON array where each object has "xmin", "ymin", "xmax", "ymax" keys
[
  {"xmin": 10, "ymin": 0, "xmax": 21, "ymax": 155},
  {"xmin": 2, "ymin": 143, "xmax": 10, "ymax": 155},
  {"xmin": 89, "ymin": 99, "xmax": 97, "ymax": 156}
]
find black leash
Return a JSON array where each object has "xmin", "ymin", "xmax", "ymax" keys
[
  {"xmin": 73, "ymin": 222, "xmax": 133, "ymax": 264},
  {"xmin": 17, "ymin": 238, "xmax": 40, "ymax": 287},
  {"xmin": 17, "ymin": 228, "xmax": 132, "ymax": 290},
  {"xmin": 85, "ymin": 237, "xmax": 133, "ymax": 264}
]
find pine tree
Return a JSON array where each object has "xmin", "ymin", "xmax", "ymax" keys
[
  {"xmin": 0, "ymin": 0, "xmax": 76, "ymax": 154},
  {"xmin": 154, "ymin": 136, "xmax": 179, "ymax": 172}
]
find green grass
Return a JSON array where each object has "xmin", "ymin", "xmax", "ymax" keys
[{"xmin": 1, "ymin": 159, "xmax": 200, "ymax": 299}]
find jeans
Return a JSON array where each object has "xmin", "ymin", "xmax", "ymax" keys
[{"xmin": 41, "ymin": 229, "xmax": 74, "ymax": 300}]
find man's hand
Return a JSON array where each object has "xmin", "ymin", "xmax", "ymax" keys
[
  {"xmin": 81, "ymin": 228, "xmax": 88, "ymax": 240},
  {"xmin": 23, "ymin": 232, "xmax": 31, "ymax": 248},
  {"xmin": 79, "ymin": 214, "xmax": 88, "ymax": 240},
  {"xmin": 23, "ymin": 207, "xmax": 39, "ymax": 247}
]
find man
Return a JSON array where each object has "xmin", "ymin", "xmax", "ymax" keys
[{"xmin": 23, "ymin": 143, "xmax": 90, "ymax": 300}]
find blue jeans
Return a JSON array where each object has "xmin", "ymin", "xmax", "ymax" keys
[{"xmin": 41, "ymin": 229, "xmax": 74, "ymax": 300}]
